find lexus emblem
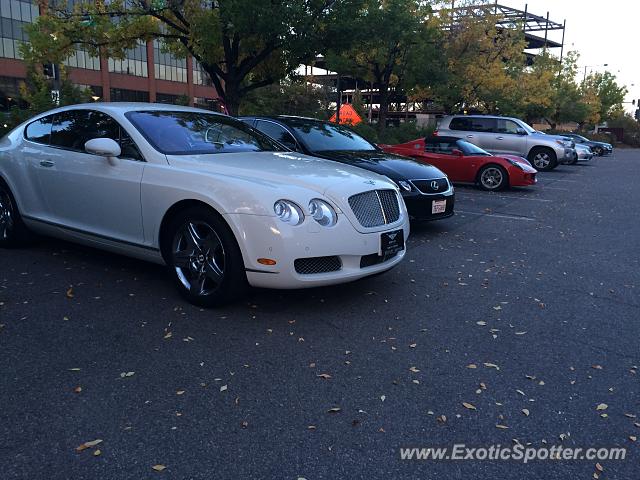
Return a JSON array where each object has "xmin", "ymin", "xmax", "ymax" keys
[{"xmin": 431, "ymin": 180, "xmax": 439, "ymax": 190}]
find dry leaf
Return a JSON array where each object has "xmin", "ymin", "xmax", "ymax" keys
[
  {"xmin": 152, "ymin": 465, "xmax": 166, "ymax": 472},
  {"xmin": 495, "ymin": 424, "xmax": 509, "ymax": 430},
  {"xmin": 624, "ymin": 413, "xmax": 636, "ymax": 418},
  {"xmin": 437, "ymin": 415, "xmax": 447, "ymax": 423},
  {"xmin": 595, "ymin": 463, "xmax": 604, "ymax": 472},
  {"xmin": 307, "ymin": 425, "xmax": 316, "ymax": 430},
  {"xmin": 66, "ymin": 287, "xmax": 74, "ymax": 299},
  {"xmin": 327, "ymin": 407, "xmax": 341, "ymax": 413},
  {"xmin": 93, "ymin": 449, "xmax": 101, "ymax": 456},
  {"xmin": 462, "ymin": 402, "xmax": 476, "ymax": 410},
  {"xmin": 409, "ymin": 343, "xmax": 417, "ymax": 348},
  {"xmin": 316, "ymin": 373, "xmax": 332, "ymax": 379},
  {"xmin": 220, "ymin": 385, "xmax": 228, "ymax": 392},
  {"xmin": 596, "ymin": 403, "xmax": 608, "ymax": 411},
  {"xmin": 493, "ymin": 306, "xmax": 502, "ymax": 311},
  {"xmin": 484, "ymin": 362, "xmax": 499, "ymax": 370},
  {"xmin": 466, "ymin": 364, "xmax": 478, "ymax": 369},
  {"xmin": 73, "ymin": 386, "xmax": 82, "ymax": 393},
  {"xmin": 476, "ymin": 321, "xmax": 487, "ymax": 326},
  {"xmin": 241, "ymin": 421, "xmax": 248, "ymax": 429},
  {"xmin": 380, "ymin": 395, "xmax": 386, "ymax": 402},
  {"xmin": 409, "ymin": 366, "xmax": 420, "ymax": 373},
  {"xmin": 76, "ymin": 439, "xmax": 103, "ymax": 452},
  {"xmin": 630, "ymin": 436, "xmax": 637, "ymax": 442},
  {"xmin": 592, "ymin": 365, "xmax": 603, "ymax": 370},
  {"xmin": 522, "ymin": 409, "xmax": 530, "ymax": 417},
  {"xmin": 176, "ymin": 390, "xmax": 185, "ymax": 395}
]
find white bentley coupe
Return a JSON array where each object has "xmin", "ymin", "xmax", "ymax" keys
[{"xmin": 0, "ymin": 104, "xmax": 409, "ymax": 306}]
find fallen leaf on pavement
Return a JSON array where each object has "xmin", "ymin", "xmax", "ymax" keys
[
  {"xmin": 152, "ymin": 465, "xmax": 166, "ymax": 472},
  {"xmin": 316, "ymin": 373, "xmax": 332, "ymax": 379},
  {"xmin": 462, "ymin": 402, "xmax": 476, "ymax": 410},
  {"xmin": 596, "ymin": 403, "xmax": 608, "ymax": 411},
  {"xmin": 522, "ymin": 409, "xmax": 530, "ymax": 417},
  {"xmin": 327, "ymin": 407, "xmax": 341, "ymax": 413},
  {"xmin": 76, "ymin": 439, "xmax": 103, "ymax": 452}
]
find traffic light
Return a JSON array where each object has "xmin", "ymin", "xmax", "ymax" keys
[{"xmin": 42, "ymin": 63, "xmax": 54, "ymax": 77}]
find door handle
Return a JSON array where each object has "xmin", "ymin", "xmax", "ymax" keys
[
  {"xmin": 39, "ymin": 160, "xmax": 55, "ymax": 168},
  {"xmin": 496, "ymin": 136, "xmax": 504, "ymax": 140}
]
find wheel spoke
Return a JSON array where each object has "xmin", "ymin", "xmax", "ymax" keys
[
  {"xmin": 190, "ymin": 273, "xmax": 207, "ymax": 296},
  {"xmin": 173, "ymin": 250, "xmax": 193, "ymax": 269},
  {"xmin": 203, "ymin": 231, "xmax": 221, "ymax": 253},
  {"xmin": 204, "ymin": 259, "xmax": 224, "ymax": 285},
  {"xmin": 185, "ymin": 222, "xmax": 204, "ymax": 250}
]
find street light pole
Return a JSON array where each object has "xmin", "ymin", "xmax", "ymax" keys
[{"xmin": 583, "ymin": 63, "xmax": 608, "ymax": 83}]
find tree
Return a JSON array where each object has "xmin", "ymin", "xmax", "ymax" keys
[
  {"xmin": 239, "ymin": 79, "xmax": 327, "ymax": 118},
  {"xmin": 23, "ymin": 0, "xmax": 361, "ymax": 115},
  {"xmin": 326, "ymin": 0, "xmax": 434, "ymax": 133},
  {"xmin": 582, "ymin": 71, "xmax": 627, "ymax": 123},
  {"xmin": 429, "ymin": 7, "xmax": 526, "ymax": 114}
]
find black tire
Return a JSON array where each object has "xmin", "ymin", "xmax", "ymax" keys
[
  {"xmin": 593, "ymin": 146, "xmax": 603, "ymax": 156},
  {"xmin": 0, "ymin": 179, "xmax": 32, "ymax": 248},
  {"xmin": 161, "ymin": 206, "xmax": 248, "ymax": 307},
  {"xmin": 568, "ymin": 154, "xmax": 578, "ymax": 165},
  {"xmin": 477, "ymin": 164, "xmax": 509, "ymax": 191},
  {"xmin": 527, "ymin": 147, "xmax": 558, "ymax": 171}
]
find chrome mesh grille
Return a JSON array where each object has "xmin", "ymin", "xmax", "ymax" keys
[
  {"xmin": 348, "ymin": 189, "xmax": 400, "ymax": 228},
  {"xmin": 294, "ymin": 256, "xmax": 342, "ymax": 275}
]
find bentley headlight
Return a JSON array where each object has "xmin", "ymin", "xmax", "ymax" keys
[
  {"xmin": 308, "ymin": 199, "xmax": 338, "ymax": 227},
  {"xmin": 274, "ymin": 200, "xmax": 304, "ymax": 226}
]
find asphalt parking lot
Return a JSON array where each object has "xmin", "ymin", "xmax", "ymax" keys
[{"xmin": 1, "ymin": 149, "xmax": 639, "ymax": 480}]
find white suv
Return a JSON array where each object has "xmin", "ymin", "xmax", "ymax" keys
[{"xmin": 436, "ymin": 115, "xmax": 575, "ymax": 171}]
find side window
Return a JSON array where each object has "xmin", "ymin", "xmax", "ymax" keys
[
  {"xmin": 425, "ymin": 141, "xmax": 455, "ymax": 154},
  {"xmin": 449, "ymin": 117, "xmax": 471, "ymax": 131},
  {"xmin": 51, "ymin": 110, "xmax": 92, "ymax": 150},
  {"xmin": 470, "ymin": 117, "xmax": 496, "ymax": 133},
  {"xmin": 25, "ymin": 115, "xmax": 54, "ymax": 144},
  {"xmin": 255, "ymin": 121, "xmax": 298, "ymax": 150},
  {"xmin": 496, "ymin": 119, "xmax": 520, "ymax": 134},
  {"xmin": 51, "ymin": 110, "xmax": 143, "ymax": 160}
]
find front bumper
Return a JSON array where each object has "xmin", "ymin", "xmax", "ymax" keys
[
  {"xmin": 557, "ymin": 147, "xmax": 575, "ymax": 164},
  {"xmin": 224, "ymin": 212, "xmax": 410, "ymax": 289},
  {"xmin": 403, "ymin": 190, "xmax": 455, "ymax": 221},
  {"xmin": 577, "ymin": 150, "xmax": 593, "ymax": 161}
]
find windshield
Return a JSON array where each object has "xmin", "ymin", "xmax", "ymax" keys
[
  {"xmin": 287, "ymin": 120, "xmax": 377, "ymax": 152},
  {"xmin": 456, "ymin": 139, "xmax": 491, "ymax": 156},
  {"xmin": 126, "ymin": 111, "xmax": 284, "ymax": 155},
  {"xmin": 520, "ymin": 121, "xmax": 536, "ymax": 134}
]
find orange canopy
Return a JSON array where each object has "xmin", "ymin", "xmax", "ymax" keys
[{"xmin": 329, "ymin": 104, "xmax": 362, "ymax": 125}]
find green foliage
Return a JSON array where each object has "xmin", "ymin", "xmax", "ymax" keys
[
  {"xmin": 1, "ymin": 64, "xmax": 92, "ymax": 135},
  {"xmin": 351, "ymin": 121, "xmax": 433, "ymax": 145},
  {"xmin": 607, "ymin": 112, "xmax": 640, "ymax": 146},
  {"xmin": 23, "ymin": 0, "xmax": 364, "ymax": 115},
  {"xmin": 239, "ymin": 80, "xmax": 326, "ymax": 118},
  {"xmin": 582, "ymin": 71, "xmax": 628, "ymax": 123}
]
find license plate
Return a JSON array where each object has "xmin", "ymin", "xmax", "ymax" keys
[
  {"xmin": 432, "ymin": 199, "xmax": 447, "ymax": 214},
  {"xmin": 380, "ymin": 229, "xmax": 404, "ymax": 257}
]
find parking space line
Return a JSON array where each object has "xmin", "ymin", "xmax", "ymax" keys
[
  {"xmin": 456, "ymin": 210, "xmax": 536, "ymax": 221},
  {"xmin": 456, "ymin": 193, "xmax": 552, "ymax": 202}
]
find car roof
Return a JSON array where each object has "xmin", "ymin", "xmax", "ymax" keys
[
  {"xmin": 426, "ymin": 135, "xmax": 463, "ymax": 143},
  {"xmin": 31, "ymin": 102, "xmax": 226, "ymax": 118}
]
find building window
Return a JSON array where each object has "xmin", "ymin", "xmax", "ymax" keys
[
  {"xmin": 108, "ymin": 41, "xmax": 148, "ymax": 77},
  {"xmin": 193, "ymin": 60, "xmax": 213, "ymax": 87},
  {"xmin": 0, "ymin": 0, "xmax": 39, "ymax": 60},
  {"xmin": 153, "ymin": 40, "xmax": 187, "ymax": 83},
  {"xmin": 110, "ymin": 88, "xmax": 149, "ymax": 102},
  {"xmin": 64, "ymin": 47, "xmax": 100, "ymax": 71}
]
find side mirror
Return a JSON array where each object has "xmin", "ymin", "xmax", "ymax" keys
[
  {"xmin": 451, "ymin": 148, "xmax": 463, "ymax": 156},
  {"xmin": 516, "ymin": 128, "xmax": 527, "ymax": 136},
  {"xmin": 85, "ymin": 138, "xmax": 121, "ymax": 165}
]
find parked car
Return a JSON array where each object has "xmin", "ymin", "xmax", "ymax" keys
[
  {"xmin": 0, "ymin": 104, "xmax": 410, "ymax": 307},
  {"xmin": 561, "ymin": 133, "xmax": 613, "ymax": 156},
  {"xmin": 380, "ymin": 136, "xmax": 537, "ymax": 191},
  {"xmin": 572, "ymin": 143, "xmax": 594, "ymax": 163},
  {"xmin": 435, "ymin": 115, "xmax": 575, "ymax": 171},
  {"xmin": 240, "ymin": 116, "xmax": 455, "ymax": 221}
]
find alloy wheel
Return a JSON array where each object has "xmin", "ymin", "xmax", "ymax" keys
[
  {"xmin": 533, "ymin": 152, "xmax": 550, "ymax": 169},
  {"xmin": 171, "ymin": 221, "xmax": 226, "ymax": 297},
  {"xmin": 0, "ymin": 190, "xmax": 14, "ymax": 241},
  {"xmin": 480, "ymin": 167, "xmax": 504, "ymax": 190}
]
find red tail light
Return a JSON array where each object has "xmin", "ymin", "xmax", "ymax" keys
[{"xmin": 433, "ymin": 130, "xmax": 439, "ymax": 136}]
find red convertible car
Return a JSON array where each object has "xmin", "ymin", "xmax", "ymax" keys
[{"xmin": 380, "ymin": 136, "xmax": 537, "ymax": 191}]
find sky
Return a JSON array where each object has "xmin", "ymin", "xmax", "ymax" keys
[{"xmin": 499, "ymin": 0, "xmax": 638, "ymax": 112}]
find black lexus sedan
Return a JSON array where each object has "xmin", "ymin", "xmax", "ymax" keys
[
  {"xmin": 240, "ymin": 116, "xmax": 455, "ymax": 221},
  {"xmin": 561, "ymin": 133, "xmax": 613, "ymax": 156}
]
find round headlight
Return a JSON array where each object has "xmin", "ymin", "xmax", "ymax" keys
[
  {"xmin": 274, "ymin": 200, "xmax": 304, "ymax": 226},
  {"xmin": 308, "ymin": 199, "xmax": 338, "ymax": 227},
  {"xmin": 397, "ymin": 180, "xmax": 412, "ymax": 192}
]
